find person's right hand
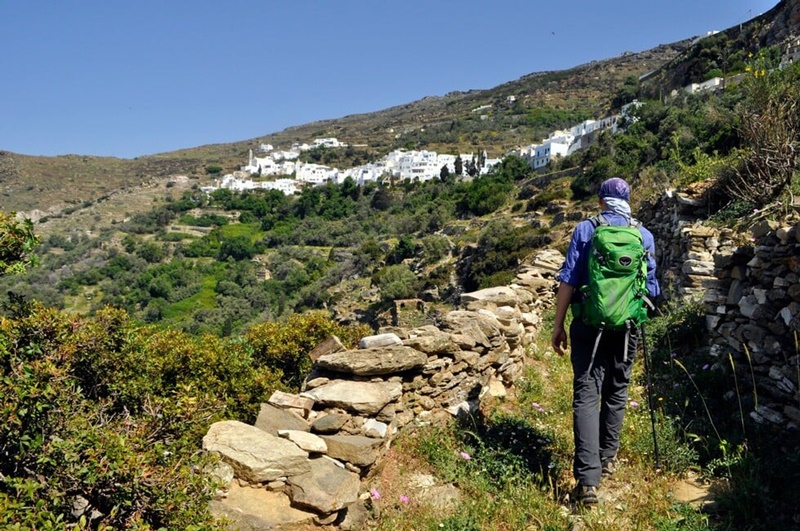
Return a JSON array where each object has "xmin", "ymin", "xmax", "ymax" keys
[{"xmin": 552, "ymin": 325, "xmax": 568, "ymax": 356}]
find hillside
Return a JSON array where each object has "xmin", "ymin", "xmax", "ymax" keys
[
  {"xmin": 1, "ymin": 41, "xmax": 687, "ymax": 223},
  {"xmin": 2, "ymin": 2, "xmax": 800, "ymax": 529}
]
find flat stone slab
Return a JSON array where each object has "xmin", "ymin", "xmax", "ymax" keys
[
  {"xmin": 320, "ymin": 434, "xmax": 384, "ymax": 467},
  {"xmin": 288, "ymin": 457, "xmax": 360, "ymax": 514},
  {"xmin": 303, "ymin": 380, "xmax": 402, "ymax": 415},
  {"xmin": 210, "ymin": 483, "xmax": 316, "ymax": 530},
  {"xmin": 254, "ymin": 403, "xmax": 309, "ymax": 436},
  {"xmin": 278, "ymin": 430, "xmax": 328, "ymax": 453},
  {"xmin": 316, "ymin": 346, "xmax": 427, "ymax": 375},
  {"xmin": 268, "ymin": 390, "xmax": 315, "ymax": 412},
  {"xmin": 203, "ymin": 421, "xmax": 310, "ymax": 483}
]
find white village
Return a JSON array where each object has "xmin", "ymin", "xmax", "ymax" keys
[
  {"xmin": 200, "ymin": 31, "xmax": 800, "ymax": 198},
  {"xmin": 201, "ymin": 100, "xmax": 641, "ymax": 197}
]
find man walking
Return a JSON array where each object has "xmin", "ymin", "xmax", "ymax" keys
[{"xmin": 551, "ymin": 177, "xmax": 660, "ymax": 505}]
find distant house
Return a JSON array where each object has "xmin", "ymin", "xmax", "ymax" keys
[
  {"xmin": 684, "ymin": 77, "xmax": 724, "ymax": 94},
  {"xmin": 780, "ymin": 36, "xmax": 800, "ymax": 69}
]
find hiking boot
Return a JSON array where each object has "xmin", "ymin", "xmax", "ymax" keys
[
  {"xmin": 601, "ymin": 457, "xmax": 617, "ymax": 477},
  {"xmin": 573, "ymin": 484, "xmax": 599, "ymax": 505}
]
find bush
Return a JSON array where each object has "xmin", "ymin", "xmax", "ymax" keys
[{"xmin": 374, "ymin": 264, "xmax": 419, "ymax": 302}]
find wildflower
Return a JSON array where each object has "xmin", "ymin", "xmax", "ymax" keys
[
  {"xmin": 671, "ymin": 352, "xmax": 678, "ymax": 358},
  {"xmin": 703, "ymin": 364, "xmax": 710, "ymax": 370},
  {"xmin": 538, "ymin": 407, "xmax": 545, "ymax": 413},
  {"xmin": 531, "ymin": 402, "xmax": 540, "ymax": 408},
  {"xmin": 630, "ymin": 401, "xmax": 639, "ymax": 408},
  {"xmin": 400, "ymin": 495, "xmax": 409, "ymax": 504},
  {"xmin": 460, "ymin": 451, "xmax": 472, "ymax": 460},
  {"xmin": 370, "ymin": 488, "xmax": 381, "ymax": 500}
]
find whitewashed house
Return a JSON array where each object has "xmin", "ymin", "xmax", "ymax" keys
[
  {"xmin": 531, "ymin": 132, "xmax": 575, "ymax": 169},
  {"xmin": 684, "ymin": 77, "xmax": 724, "ymax": 94},
  {"xmin": 295, "ymin": 162, "xmax": 337, "ymax": 185}
]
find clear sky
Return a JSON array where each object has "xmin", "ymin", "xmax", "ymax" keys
[{"xmin": 1, "ymin": 0, "xmax": 779, "ymax": 159}]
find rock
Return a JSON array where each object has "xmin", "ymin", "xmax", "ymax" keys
[
  {"xmin": 308, "ymin": 335, "xmax": 347, "ymax": 362},
  {"xmin": 267, "ymin": 390, "xmax": 315, "ymax": 414},
  {"xmin": 206, "ymin": 459, "xmax": 235, "ymax": 495},
  {"xmin": 316, "ymin": 346, "xmax": 428, "ymax": 376},
  {"xmin": 363, "ymin": 419, "xmax": 389, "ymax": 438},
  {"xmin": 203, "ymin": 421, "xmax": 310, "ymax": 483},
  {"xmin": 287, "ymin": 457, "xmax": 361, "ymax": 515},
  {"xmin": 460, "ymin": 286, "xmax": 518, "ymax": 307},
  {"xmin": 339, "ymin": 500, "xmax": 371, "ymax": 531},
  {"xmin": 403, "ymin": 326, "xmax": 460, "ymax": 355},
  {"xmin": 210, "ymin": 483, "xmax": 316, "ymax": 530},
  {"xmin": 359, "ymin": 332, "xmax": 403, "ymax": 349},
  {"xmin": 311, "ymin": 412, "xmax": 350, "ymax": 434},
  {"xmin": 320, "ymin": 435, "xmax": 385, "ymax": 467},
  {"xmin": 304, "ymin": 380, "xmax": 402, "ymax": 415},
  {"xmin": 254, "ymin": 403, "xmax": 309, "ymax": 436},
  {"xmin": 278, "ymin": 430, "xmax": 328, "ymax": 453}
]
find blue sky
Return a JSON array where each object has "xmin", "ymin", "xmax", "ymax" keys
[{"xmin": 1, "ymin": 0, "xmax": 779, "ymax": 159}]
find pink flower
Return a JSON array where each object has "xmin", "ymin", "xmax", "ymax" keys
[
  {"xmin": 460, "ymin": 451, "xmax": 472, "ymax": 460},
  {"xmin": 399, "ymin": 495, "xmax": 409, "ymax": 504},
  {"xmin": 531, "ymin": 402, "xmax": 540, "ymax": 408},
  {"xmin": 630, "ymin": 401, "xmax": 639, "ymax": 408},
  {"xmin": 370, "ymin": 488, "xmax": 381, "ymax": 500}
]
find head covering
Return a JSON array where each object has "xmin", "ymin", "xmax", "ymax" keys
[{"xmin": 598, "ymin": 177, "xmax": 630, "ymax": 201}]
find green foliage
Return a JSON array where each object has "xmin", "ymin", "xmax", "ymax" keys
[
  {"xmin": 459, "ymin": 173, "xmax": 514, "ymax": 216},
  {"xmin": 205, "ymin": 164, "xmax": 223, "ymax": 174},
  {"xmin": 374, "ymin": 264, "xmax": 419, "ymax": 302},
  {"xmin": 461, "ymin": 220, "xmax": 551, "ymax": 291},
  {"xmin": 0, "ymin": 212, "xmax": 40, "ymax": 276},
  {"xmin": 243, "ymin": 311, "xmax": 368, "ymax": 390}
]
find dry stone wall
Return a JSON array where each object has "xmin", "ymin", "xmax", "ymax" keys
[
  {"xmin": 644, "ymin": 190, "xmax": 800, "ymax": 431},
  {"xmin": 202, "ymin": 249, "xmax": 563, "ymax": 529}
]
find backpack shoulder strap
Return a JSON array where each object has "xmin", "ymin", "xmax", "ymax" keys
[
  {"xmin": 588, "ymin": 214, "xmax": 609, "ymax": 228},
  {"xmin": 629, "ymin": 217, "xmax": 642, "ymax": 228}
]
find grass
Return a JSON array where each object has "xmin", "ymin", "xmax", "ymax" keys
[
  {"xmin": 218, "ymin": 221, "xmax": 264, "ymax": 242},
  {"xmin": 162, "ymin": 275, "xmax": 217, "ymax": 320}
]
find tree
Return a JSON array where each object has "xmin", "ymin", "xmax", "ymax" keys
[
  {"xmin": 218, "ymin": 235, "xmax": 256, "ymax": 261},
  {"xmin": 440, "ymin": 164, "xmax": 451, "ymax": 181},
  {"xmin": 454, "ymin": 155, "xmax": 464, "ymax": 176},
  {"xmin": 466, "ymin": 158, "xmax": 479, "ymax": 177}
]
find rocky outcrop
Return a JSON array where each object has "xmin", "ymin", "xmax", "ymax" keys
[{"xmin": 201, "ymin": 250, "xmax": 561, "ymax": 528}]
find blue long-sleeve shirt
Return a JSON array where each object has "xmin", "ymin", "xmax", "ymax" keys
[{"xmin": 556, "ymin": 211, "xmax": 661, "ymax": 301}]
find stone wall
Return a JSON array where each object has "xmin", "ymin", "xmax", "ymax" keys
[
  {"xmin": 202, "ymin": 249, "xmax": 564, "ymax": 529},
  {"xmin": 643, "ymin": 190, "xmax": 800, "ymax": 431}
]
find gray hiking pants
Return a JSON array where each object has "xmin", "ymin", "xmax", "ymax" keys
[{"xmin": 569, "ymin": 318, "xmax": 638, "ymax": 487}]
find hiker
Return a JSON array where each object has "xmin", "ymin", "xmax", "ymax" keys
[{"xmin": 550, "ymin": 177, "xmax": 660, "ymax": 505}]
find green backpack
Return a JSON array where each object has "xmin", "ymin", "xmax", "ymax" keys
[{"xmin": 577, "ymin": 214, "xmax": 650, "ymax": 330}]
